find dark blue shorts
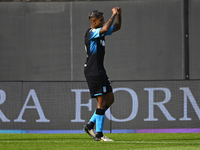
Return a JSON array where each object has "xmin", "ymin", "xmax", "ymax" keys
[{"xmin": 85, "ymin": 74, "xmax": 113, "ymax": 98}]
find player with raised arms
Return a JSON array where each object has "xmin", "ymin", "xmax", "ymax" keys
[{"xmin": 83, "ymin": 7, "xmax": 122, "ymax": 141}]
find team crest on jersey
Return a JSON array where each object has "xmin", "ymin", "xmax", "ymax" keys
[{"xmin": 92, "ymin": 29, "xmax": 96, "ymax": 32}]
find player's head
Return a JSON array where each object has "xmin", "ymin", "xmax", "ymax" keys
[
  {"xmin": 88, "ymin": 10, "xmax": 103, "ymax": 20},
  {"xmin": 89, "ymin": 10, "xmax": 105, "ymax": 28}
]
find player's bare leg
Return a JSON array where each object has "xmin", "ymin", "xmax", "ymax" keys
[
  {"xmin": 106, "ymin": 92, "xmax": 114, "ymax": 108},
  {"xmin": 96, "ymin": 95, "xmax": 106, "ymax": 109}
]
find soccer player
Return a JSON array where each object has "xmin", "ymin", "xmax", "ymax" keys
[{"xmin": 83, "ymin": 7, "xmax": 122, "ymax": 141}]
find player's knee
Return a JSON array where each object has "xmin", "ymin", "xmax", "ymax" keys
[
  {"xmin": 110, "ymin": 98, "xmax": 114, "ymax": 106},
  {"xmin": 109, "ymin": 92, "xmax": 114, "ymax": 103},
  {"xmin": 111, "ymin": 97, "xmax": 114, "ymax": 104},
  {"xmin": 97, "ymin": 96, "xmax": 106, "ymax": 109},
  {"xmin": 98, "ymin": 102, "xmax": 106, "ymax": 109}
]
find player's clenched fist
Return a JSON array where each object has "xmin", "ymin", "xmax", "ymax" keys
[
  {"xmin": 117, "ymin": 7, "xmax": 122, "ymax": 15},
  {"xmin": 112, "ymin": 7, "xmax": 118, "ymax": 15}
]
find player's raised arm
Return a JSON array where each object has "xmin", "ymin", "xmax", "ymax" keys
[
  {"xmin": 99, "ymin": 7, "xmax": 118, "ymax": 36},
  {"xmin": 112, "ymin": 7, "xmax": 122, "ymax": 33}
]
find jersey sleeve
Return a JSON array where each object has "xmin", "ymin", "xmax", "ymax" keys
[
  {"xmin": 89, "ymin": 28, "xmax": 101, "ymax": 40},
  {"xmin": 89, "ymin": 25, "xmax": 114, "ymax": 40}
]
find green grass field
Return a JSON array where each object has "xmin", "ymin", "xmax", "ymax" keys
[{"xmin": 0, "ymin": 133, "xmax": 199, "ymax": 150}]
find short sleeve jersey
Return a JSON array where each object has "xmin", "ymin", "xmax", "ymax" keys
[{"xmin": 84, "ymin": 25, "xmax": 114, "ymax": 76}]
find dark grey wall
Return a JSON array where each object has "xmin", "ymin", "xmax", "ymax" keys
[
  {"xmin": 189, "ymin": 0, "xmax": 200, "ymax": 79},
  {"xmin": 0, "ymin": 3, "xmax": 71, "ymax": 81},
  {"xmin": 73, "ymin": 0, "xmax": 184, "ymax": 81},
  {"xmin": 0, "ymin": 0, "xmax": 198, "ymax": 81}
]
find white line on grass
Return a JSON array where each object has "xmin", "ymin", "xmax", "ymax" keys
[{"xmin": 0, "ymin": 141, "xmax": 199, "ymax": 144}]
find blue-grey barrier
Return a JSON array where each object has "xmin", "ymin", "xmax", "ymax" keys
[{"xmin": 0, "ymin": 80, "xmax": 200, "ymax": 133}]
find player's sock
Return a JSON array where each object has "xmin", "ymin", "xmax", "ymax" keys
[
  {"xmin": 87, "ymin": 110, "xmax": 96, "ymax": 129},
  {"xmin": 90, "ymin": 110, "xmax": 96, "ymax": 123},
  {"xmin": 96, "ymin": 132, "xmax": 103, "ymax": 138},
  {"xmin": 95, "ymin": 108, "xmax": 105, "ymax": 137},
  {"xmin": 87, "ymin": 121, "xmax": 95, "ymax": 130},
  {"xmin": 88, "ymin": 106, "xmax": 108, "ymax": 130}
]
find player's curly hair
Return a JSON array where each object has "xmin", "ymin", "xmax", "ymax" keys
[{"xmin": 88, "ymin": 10, "xmax": 103, "ymax": 20}]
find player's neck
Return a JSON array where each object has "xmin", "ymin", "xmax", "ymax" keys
[{"xmin": 91, "ymin": 25, "xmax": 97, "ymax": 29}]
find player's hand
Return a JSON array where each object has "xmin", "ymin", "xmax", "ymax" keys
[
  {"xmin": 117, "ymin": 7, "xmax": 122, "ymax": 15},
  {"xmin": 112, "ymin": 7, "xmax": 118, "ymax": 15}
]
